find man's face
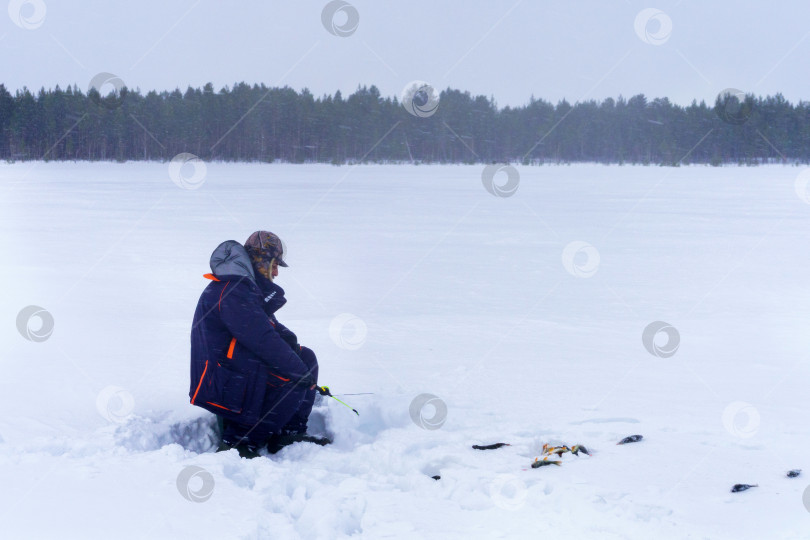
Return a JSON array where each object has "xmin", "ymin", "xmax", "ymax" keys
[{"xmin": 257, "ymin": 259, "xmax": 279, "ymax": 281}]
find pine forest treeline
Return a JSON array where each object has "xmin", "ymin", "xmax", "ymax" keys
[{"xmin": 0, "ymin": 82, "xmax": 807, "ymax": 165}]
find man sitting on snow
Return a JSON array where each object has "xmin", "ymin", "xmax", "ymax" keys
[{"xmin": 189, "ymin": 231, "xmax": 329, "ymax": 457}]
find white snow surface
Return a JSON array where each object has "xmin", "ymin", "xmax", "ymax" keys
[{"xmin": 1, "ymin": 162, "xmax": 809, "ymax": 539}]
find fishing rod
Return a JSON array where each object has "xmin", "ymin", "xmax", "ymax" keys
[{"xmin": 316, "ymin": 386, "xmax": 359, "ymax": 416}]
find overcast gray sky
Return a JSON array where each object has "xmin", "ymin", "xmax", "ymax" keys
[{"xmin": 2, "ymin": 0, "xmax": 807, "ymax": 107}]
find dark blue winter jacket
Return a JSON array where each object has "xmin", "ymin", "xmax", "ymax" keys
[{"xmin": 189, "ymin": 240, "xmax": 308, "ymax": 424}]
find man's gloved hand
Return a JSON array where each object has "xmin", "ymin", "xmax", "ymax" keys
[
  {"xmin": 296, "ymin": 374, "xmax": 317, "ymax": 389},
  {"xmin": 277, "ymin": 325, "xmax": 300, "ymax": 353},
  {"xmin": 316, "ymin": 385, "xmax": 332, "ymax": 397}
]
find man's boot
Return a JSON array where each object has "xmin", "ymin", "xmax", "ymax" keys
[
  {"xmin": 216, "ymin": 441, "xmax": 261, "ymax": 459},
  {"xmin": 266, "ymin": 432, "xmax": 332, "ymax": 454}
]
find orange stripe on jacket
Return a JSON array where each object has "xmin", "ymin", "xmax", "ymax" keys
[
  {"xmin": 205, "ymin": 401, "xmax": 233, "ymax": 411},
  {"xmin": 218, "ymin": 281, "xmax": 230, "ymax": 311},
  {"xmin": 226, "ymin": 337, "xmax": 236, "ymax": 359},
  {"xmin": 190, "ymin": 360, "xmax": 209, "ymax": 404},
  {"xmin": 203, "ymin": 273, "xmax": 220, "ymax": 281}
]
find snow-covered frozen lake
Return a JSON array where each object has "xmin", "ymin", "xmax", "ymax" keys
[{"xmin": 2, "ymin": 162, "xmax": 809, "ymax": 539}]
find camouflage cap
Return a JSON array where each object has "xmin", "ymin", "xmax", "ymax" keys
[{"xmin": 244, "ymin": 231, "xmax": 288, "ymax": 267}]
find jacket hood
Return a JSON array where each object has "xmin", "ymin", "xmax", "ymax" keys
[{"xmin": 210, "ymin": 240, "xmax": 257, "ymax": 283}]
